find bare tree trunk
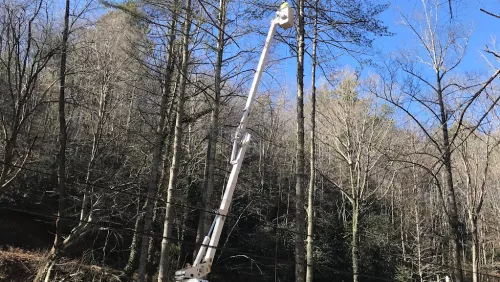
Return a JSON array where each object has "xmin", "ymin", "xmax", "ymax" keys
[
  {"xmin": 137, "ymin": 97, "xmax": 166, "ymax": 282},
  {"xmin": 295, "ymin": 0, "xmax": 306, "ymax": 280},
  {"xmin": 146, "ymin": 200, "xmax": 161, "ymax": 282},
  {"xmin": 125, "ymin": 200, "xmax": 143, "ymax": 276},
  {"xmin": 352, "ymin": 201, "xmax": 359, "ymax": 282},
  {"xmin": 33, "ymin": 0, "xmax": 70, "ymax": 280},
  {"xmin": 197, "ymin": 0, "xmax": 227, "ymax": 250},
  {"xmin": 55, "ymin": 0, "xmax": 70, "ymax": 257},
  {"xmin": 469, "ymin": 211, "xmax": 479, "ymax": 282},
  {"xmin": 136, "ymin": 3, "xmax": 179, "ymax": 281},
  {"xmin": 399, "ymin": 184, "xmax": 406, "ymax": 262},
  {"xmin": 306, "ymin": 2, "xmax": 317, "ymax": 280},
  {"xmin": 80, "ymin": 117, "xmax": 100, "ymax": 222},
  {"xmin": 436, "ymin": 74, "xmax": 464, "ymax": 282},
  {"xmin": 415, "ymin": 205, "xmax": 423, "ymax": 282},
  {"xmin": 157, "ymin": 0, "xmax": 192, "ymax": 280},
  {"xmin": 0, "ymin": 138, "xmax": 17, "ymax": 187},
  {"xmin": 413, "ymin": 169, "xmax": 424, "ymax": 282},
  {"xmin": 400, "ymin": 209, "xmax": 406, "ymax": 261}
]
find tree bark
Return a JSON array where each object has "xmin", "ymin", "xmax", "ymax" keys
[
  {"xmin": 352, "ymin": 201, "xmax": 359, "ymax": 282},
  {"xmin": 33, "ymin": 0, "xmax": 70, "ymax": 279},
  {"xmin": 124, "ymin": 202, "xmax": 143, "ymax": 276},
  {"xmin": 306, "ymin": 1, "xmax": 318, "ymax": 280},
  {"xmin": 470, "ymin": 211, "xmax": 479, "ymax": 282},
  {"xmin": 0, "ymin": 138, "xmax": 17, "ymax": 187},
  {"xmin": 146, "ymin": 200, "xmax": 161, "ymax": 282},
  {"xmin": 295, "ymin": 0, "xmax": 306, "ymax": 280},
  {"xmin": 413, "ymin": 168, "xmax": 424, "ymax": 282},
  {"xmin": 415, "ymin": 205, "xmax": 423, "ymax": 282},
  {"xmin": 197, "ymin": 0, "xmax": 226, "ymax": 250},
  {"xmin": 137, "ymin": 95, "xmax": 167, "ymax": 281},
  {"xmin": 136, "ymin": 3, "xmax": 179, "ymax": 281},
  {"xmin": 54, "ymin": 0, "xmax": 70, "ymax": 256},
  {"xmin": 436, "ymin": 73, "xmax": 464, "ymax": 282},
  {"xmin": 157, "ymin": 0, "xmax": 192, "ymax": 280}
]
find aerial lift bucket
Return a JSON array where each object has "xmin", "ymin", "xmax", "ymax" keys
[{"xmin": 278, "ymin": 5, "xmax": 294, "ymax": 29}]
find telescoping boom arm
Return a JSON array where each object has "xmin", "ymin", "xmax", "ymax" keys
[{"xmin": 174, "ymin": 3, "xmax": 293, "ymax": 282}]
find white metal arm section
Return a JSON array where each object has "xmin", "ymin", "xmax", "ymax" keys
[{"xmin": 174, "ymin": 3, "xmax": 293, "ymax": 282}]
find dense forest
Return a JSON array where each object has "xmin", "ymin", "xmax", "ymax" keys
[{"xmin": 1, "ymin": 0, "xmax": 500, "ymax": 281}]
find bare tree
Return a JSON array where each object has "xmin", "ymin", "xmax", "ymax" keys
[
  {"xmin": 317, "ymin": 71, "xmax": 395, "ymax": 282},
  {"xmin": 33, "ymin": 0, "xmax": 70, "ymax": 280},
  {"xmin": 0, "ymin": 0, "xmax": 56, "ymax": 190},
  {"xmin": 455, "ymin": 121, "xmax": 499, "ymax": 282},
  {"xmin": 33, "ymin": 7, "xmax": 147, "ymax": 281},
  {"xmin": 306, "ymin": 0, "xmax": 318, "ymax": 281},
  {"xmin": 136, "ymin": 1, "xmax": 180, "ymax": 281},
  {"xmin": 373, "ymin": 1, "xmax": 500, "ymax": 280},
  {"xmin": 295, "ymin": 0, "xmax": 306, "ymax": 280},
  {"xmin": 157, "ymin": 0, "xmax": 193, "ymax": 280},
  {"xmin": 196, "ymin": 0, "xmax": 229, "ymax": 253}
]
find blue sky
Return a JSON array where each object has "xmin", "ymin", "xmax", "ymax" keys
[
  {"xmin": 274, "ymin": 0, "xmax": 500, "ymax": 94},
  {"xmin": 376, "ymin": 0, "xmax": 499, "ymax": 72}
]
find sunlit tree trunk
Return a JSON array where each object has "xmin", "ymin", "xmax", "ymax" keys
[
  {"xmin": 157, "ymin": 0, "xmax": 192, "ymax": 280},
  {"xmin": 306, "ymin": 1, "xmax": 318, "ymax": 280},
  {"xmin": 137, "ymin": 4, "xmax": 179, "ymax": 280},
  {"xmin": 124, "ymin": 198, "xmax": 143, "ymax": 276},
  {"xmin": 295, "ymin": 0, "xmax": 306, "ymax": 280},
  {"xmin": 351, "ymin": 199, "xmax": 359, "ymax": 282},
  {"xmin": 469, "ymin": 211, "xmax": 479, "ymax": 282}
]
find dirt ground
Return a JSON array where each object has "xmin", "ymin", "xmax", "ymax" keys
[
  {"xmin": 0, "ymin": 248, "xmax": 130, "ymax": 282},
  {"xmin": 0, "ymin": 248, "xmax": 41, "ymax": 282}
]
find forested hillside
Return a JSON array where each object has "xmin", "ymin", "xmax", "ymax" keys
[{"xmin": 1, "ymin": 0, "xmax": 500, "ymax": 281}]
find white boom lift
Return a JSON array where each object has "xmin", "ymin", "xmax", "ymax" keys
[{"xmin": 174, "ymin": 2, "xmax": 293, "ymax": 282}]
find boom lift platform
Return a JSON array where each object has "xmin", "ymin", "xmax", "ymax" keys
[{"xmin": 174, "ymin": 2, "xmax": 293, "ymax": 282}]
